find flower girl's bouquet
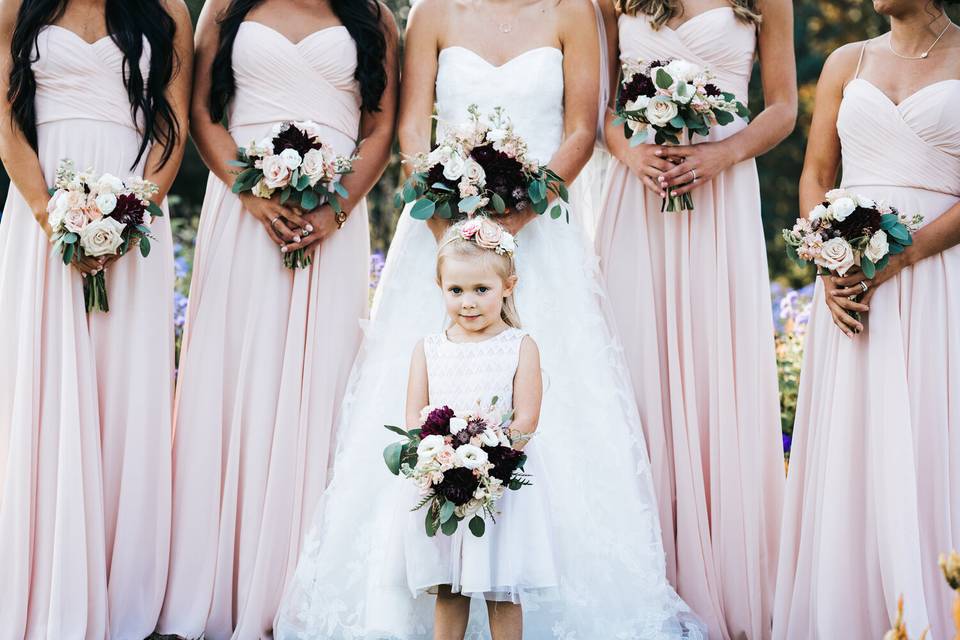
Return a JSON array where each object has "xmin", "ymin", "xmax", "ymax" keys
[
  {"xmin": 47, "ymin": 159, "xmax": 163, "ymax": 313},
  {"xmin": 613, "ymin": 58, "xmax": 750, "ymax": 212},
  {"xmin": 397, "ymin": 105, "xmax": 569, "ymax": 222},
  {"xmin": 783, "ymin": 189, "xmax": 923, "ymax": 319},
  {"xmin": 383, "ymin": 400, "xmax": 532, "ymax": 538},
  {"xmin": 231, "ymin": 120, "xmax": 355, "ymax": 269}
]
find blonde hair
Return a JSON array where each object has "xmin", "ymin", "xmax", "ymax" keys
[
  {"xmin": 436, "ymin": 227, "xmax": 522, "ymax": 329},
  {"xmin": 617, "ymin": 0, "xmax": 761, "ymax": 30}
]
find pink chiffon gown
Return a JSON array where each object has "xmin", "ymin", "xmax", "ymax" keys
[
  {"xmin": 595, "ymin": 10, "xmax": 784, "ymax": 639},
  {"xmin": 158, "ymin": 23, "xmax": 369, "ymax": 640},
  {"xmin": 0, "ymin": 27, "xmax": 174, "ymax": 640},
  {"xmin": 774, "ymin": 48, "xmax": 960, "ymax": 640}
]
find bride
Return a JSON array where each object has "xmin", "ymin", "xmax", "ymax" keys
[{"xmin": 275, "ymin": 0, "xmax": 701, "ymax": 637}]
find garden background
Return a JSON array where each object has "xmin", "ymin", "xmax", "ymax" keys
[{"xmin": 2, "ymin": 0, "xmax": 957, "ymax": 452}]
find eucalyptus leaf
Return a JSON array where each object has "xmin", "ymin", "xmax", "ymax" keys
[
  {"xmin": 334, "ymin": 182, "xmax": 349, "ymax": 198},
  {"xmin": 139, "ymin": 235, "xmax": 151, "ymax": 257},
  {"xmin": 301, "ymin": 189, "xmax": 319, "ymax": 211},
  {"xmin": 531, "ymin": 197, "xmax": 547, "ymax": 215},
  {"xmin": 458, "ymin": 195, "xmax": 482, "ymax": 214},
  {"xmin": 436, "ymin": 201, "xmax": 453, "ymax": 220},
  {"xmin": 669, "ymin": 115, "xmax": 686, "ymax": 130},
  {"xmin": 441, "ymin": 516, "xmax": 459, "ymax": 536},
  {"xmin": 425, "ymin": 507, "xmax": 440, "ymax": 537},
  {"xmin": 402, "ymin": 182, "xmax": 417, "ymax": 203},
  {"xmin": 146, "ymin": 202, "xmax": 164, "ymax": 217},
  {"xmin": 715, "ymin": 110, "xmax": 734, "ymax": 126},
  {"xmin": 431, "ymin": 182, "xmax": 454, "ymax": 192},
  {"xmin": 468, "ymin": 515, "xmax": 485, "ymax": 537},
  {"xmin": 63, "ymin": 243, "xmax": 75, "ymax": 265},
  {"xmin": 550, "ymin": 204, "xmax": 562, "ymax": 220},
  {"xmin": 558, "ymin": 183, "xmax": 569, "ymax": 202},
  {"xmin": 654, "ymin": 68, "xmax": 673, "ymax": 90},
  {"xmin": 280, "ymin": 187, "xmax": 291, "ymax": 205},
  {"xmin": 410, "ymin": 198, "xmax": 437, "ymax": 220},
  {"xmin": 383, "ymin": 442, "xmax": 403, "ymax": 475},
  {"xmin": 491, "ymin": 192, "xmax": 506, "ymax": 214},
  {"xmin": 440, "ymin": 500, "xmax": 456, "ymax": 523},
  {"xmin": 861, "ymin": 256, "xmax": 876, "ymax": 279}
]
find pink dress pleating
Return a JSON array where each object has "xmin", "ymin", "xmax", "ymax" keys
[
  {"xmin": 0, "ymin": 26, "xmax": 174, "ymax": 640},
  {"xmin": 595, "ymin": 10, "xmax": 784, "ymax": 639},
  {"xmin": 774, "ymin": 53, "xmax": 960, "ymax": 639},
  {"xmin": 158, "ymin": 23, "xmax": 369, "ymax": 640}
]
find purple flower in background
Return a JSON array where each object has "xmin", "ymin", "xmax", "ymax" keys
[
  {"xmin": 369, "ymin": 251, "xmax": 386, "ymax": 291},
  {"xmin": 173, "ymin": 291, "xmax": 188, "ymax": 335},
  {"xmin": 782, "ymin": 433, "xmax": 792, "ymax": 455}
]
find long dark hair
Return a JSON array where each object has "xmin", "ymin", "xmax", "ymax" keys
[
  {"xmin": 208, "ymin": 0, "xmax": 388, "ymax": 122},
  {"xmin": 8, "ymin": 0, "xmax": 180, "ymax": 170}
]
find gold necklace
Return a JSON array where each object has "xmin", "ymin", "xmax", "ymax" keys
[{"xmin": 887, "ymin": 20, "xmax": 953, "ymax": 60}]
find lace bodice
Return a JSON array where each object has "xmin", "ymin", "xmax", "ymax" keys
[
  {"xmin": 423, "ymin": 328, "xmax": 526, "ymax": 415},
  {"xmin": 435, "ymin": 47, "xmax": 564, "ymax": 164}
]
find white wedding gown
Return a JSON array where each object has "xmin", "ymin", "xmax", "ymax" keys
[{"xmin": 274, "ymin": 45, "xmax": 703, "ymax": 640}]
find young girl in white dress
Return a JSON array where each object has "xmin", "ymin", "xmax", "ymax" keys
[{"xmin": 403, "ymin": 219, "xmax": 557, "ymax": 639}]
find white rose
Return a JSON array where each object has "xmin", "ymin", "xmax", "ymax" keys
[
  {"xmin": 809, "ymin": 203, "xmax": 829, "ymax": 222},
  {"xmin": 462, "ymin": 159, "xmax": 486, "ymax": 185},
  {"xmin": 449, "ymin": 417, "xmax": 469, "ymax": 435},
  {"xmin": 257, "ymin": 137, "xmax": 275, "ymax": 155},
  {"xmin": 864, "ymin": 229, "xmax": 890, "ymax": 263},
  {"xmin": 825, "ymin": 188, "xmax": 849, "ymax": 201},
  {"xmin": 856, "ymin": 195, "xmax": 876, "ymax": 209},
  {"xmin": 293, "ymin": 120, "xmax": 323, "ymax": 140},
  {"xmin": 79, "ymin": 216, "xmax": 125, "ymax": 257},
  {"xmin": 479, "ymin": 429, "xmax": 500, "ymax": 447},
  {"xmin": 442, "ymin": 154, "xmax": 466, "ymax": 181},
  {"xmin": 46, "ymin": 191, "xmax": 68, "ymax": 229},
  {"xmin": 816, "ymin": 237, "xmax": 856, "ymax": 275},
  {"xmin": 498, "ymin": 232, "xmax": 516, "ymax": 254},
  {"xmin": 416, "ymin": 435, "xmax": 446, "ymax": 460},
  {"xmin": 645, "ymin": 95, "xmax": 680, "ymax": 127},
  {"xmin": 95, "ymin": 173, "xmax": 125, "ymax": 195},
  {"xmin": 95, "ymin": 192, "xmax": 117, "ymax": 216},
  {"xmin": 63, "ymin": 208, "xmax": 91, "ymax": 234},
  {"xmin": 664, "ymin": 59, "xmax": 701, "ymax": 83},
  {"xmin": 261, "ymin": 154, "xmax": 291, "ymax": 189},
  {"xmin": 301, "ymin": 149, "xmax": 327, "ymax": 185},
  {"xmin": 455, "ymin": 444, "xmax": 488, "ymax": 470},
  {"xmin": 279, "ymin": 148, "xmax": 302, "ymax": 170},
  {"xmin": 829, "ymin": 196, "xmax": 857, "ymax": 222}
]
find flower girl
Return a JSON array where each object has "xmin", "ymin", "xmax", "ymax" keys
[{"xmin": 402, "ymin": 218, "xmax": 557, "ymax": 639}]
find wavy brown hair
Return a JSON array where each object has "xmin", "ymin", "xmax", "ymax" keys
[{"xmin": 617, "ymin": 0, "xmax": 761, "ymax": 30}]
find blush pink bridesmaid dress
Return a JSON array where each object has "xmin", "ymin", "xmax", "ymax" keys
[
  {"xmin": 774, "ymin": 44, "xmax": 960, "ymax": 640},
  {"xmin": 157, "ymin": 23, "xmax": 369, "ymax": 640},
  {"xmin": 0, "ymin": 26, "xmax": 174, "ymax": 640},
  {"xmin": 595, "ymin": 9, "xmax": 784, "ymax": 639}
]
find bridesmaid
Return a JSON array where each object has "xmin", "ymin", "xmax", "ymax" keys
[
  {"xmin": 0, "ymin": 0, "xmax": 192, "ymax": 638},
  {"xmin": 595, "ymin": 0, "xmax": 796, "ymax": 637},
  {"xmin": 774, "ymin": 2, "xmax": 960, "ymax": 637},
  {"xmin": 157, "ymin": 0, "xmax": 398, "ymax": 638}
]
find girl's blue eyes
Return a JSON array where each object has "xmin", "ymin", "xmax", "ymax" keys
[{"xmin": 448, "ymin": 287, "xmax": 490, "ymax": 295}]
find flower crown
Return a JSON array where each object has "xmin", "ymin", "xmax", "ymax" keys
[{"xmin": 440, "ymin": 218, "xmax": 516, "ymax": 256}]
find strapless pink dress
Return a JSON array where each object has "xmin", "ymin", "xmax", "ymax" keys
[
  {"xmin": 774, "ymin": 63, "xmax": 960, "ymax": 639},
  {"xmin": 0, "ymin": 26, "xmax": 174, "ymax": 640},
  {"xmin": 158, "ymin": 23, "xmax": 369, "ymax": 640},
  {"xmin": 595, "ymin": 10, "xmax": 784, "ymax": 639}
]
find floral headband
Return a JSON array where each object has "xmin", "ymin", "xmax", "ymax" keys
[{"xmin": 440, "ymin": 218, "xmax": 516, "ymax": 256}]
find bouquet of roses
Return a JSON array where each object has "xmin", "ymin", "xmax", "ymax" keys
[
  {"xmin": 396, "ymin": 105, "xmax": 569, "ymax": 222},
  {"xmin": 783, "ymin": 189, "xmax": 923, "ymax": 319},
  {"xmin": 230, "ymin": 120, "xmax": 355, "ymax": 269},
  {"xmin": 383, "ymin": 400, "xmax": 532, "ymax": 538},
  {"xmin": 47, "ymin": 159, "xmax": 162, "ymax": 313},
  {"xmin": 613, "ymin": 58, "xmax": 750, "ymax": 212}
]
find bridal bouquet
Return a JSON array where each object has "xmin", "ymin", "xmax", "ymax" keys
[
  {"xmin": 47, "ymin": 159, "xmax": 162, "ymax": 313},
  {"xmin": 396, "ymin": 104, "xmax": 569, "ymax": 222},
  {"xmin": 383, "ymin": 400, "xmax": 532, "ymax": 538},
  {"xmin": 613, "ymin": 58, "xmax": 750, "ymax": 212},
  {"xmin": 231, "ymin": 120, "xmax": 355, "ymax": 269}
]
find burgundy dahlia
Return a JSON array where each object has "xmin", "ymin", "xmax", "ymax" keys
[
  {"xmin": 435, "ymin": 467, "xmax": 480, "ymax": 505},
  {"xmin": 617, "ymin": 72, "xmax": 656, "ymax": 110},
  {"xmin": 421, "ymin": 405, "xmax": 455, "ymax": 437},
  {"xmin": 272, "ymin": 124, "xmax": 317, "ymax": 157},
  {"xmin": 487, "ymin": 445, "xmax": 524, "ymax": 484},
  {"xmin": 471, "ymin": 144, "xmax": 527, "ymax": 209},
  {"xmin": 833, "ymin": 205, "xmax": 882, "ymax": 240},
  {"xmin": 110, "ymin": 193, "xmax": 146, "ymax": 227},
  {"xmin": 426, "ymin": 162, "xmax": 457, "ymax": 191},
  {"xmin": 703, "ymin": 83, "xmax": 722, "ymax": 97}
]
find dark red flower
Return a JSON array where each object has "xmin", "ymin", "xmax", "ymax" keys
[
  {"xmin": 471, "ymin": 143, "xmax": 528, "ymax": 209},
  {"xmin": 420, "ymin": 405, "xmax": 455, "ymax": 437},
  {"xmin": 272, "ymin": 123, "xmax": 319, "ymax": 157},
  {"xmin": 435, "ymin": 467, "xmax": 480, "ymax": 505},
  {"xmin": 486, "ymin": 445, "xmax": 524, "ymax": 483},
  {"xmin": 426, "ymin": 162, "xmax": 457, "ymax": 191},
  {"xmin": 834, "ymin": 205, "xmax": 882, "ymax": 240},
  {"xmin": 703, "ymin": 83, "xmax": 722, "ymax": 97},
  {"xmin": 109, "ymin": 193, "xmax": 146, "ymax": 227},
  {"xmin": 617, "ymin": 72, "xmax": 657, "ymax": 110}
]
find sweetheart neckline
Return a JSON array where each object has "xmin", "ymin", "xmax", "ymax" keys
[
  {"xmin": 240, "ymin": 21, "xmax": 349, "ymax": 47},
  {"xmin": 661, "ymin": 6, "xmax": 734, "ymax": 32},
  {"xmin": 438, "ymin": 45, "xmax": 562, "ymax": 70},
  {"xmin": 849, "ymin": 77, "xmax": 960, "ymax": 109},
  {"xmin": 44, "ymin": 25, "xmax": 113, "ymax": 46}
]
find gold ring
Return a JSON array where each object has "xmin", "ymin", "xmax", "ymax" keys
[{"xmin": 270, "ymin": 216, "xmax": 281, "ymax": 229}]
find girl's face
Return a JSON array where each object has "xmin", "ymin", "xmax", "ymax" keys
[{"xmin": 439, "ymin": 256, "xmax": 516, "ymax": 335}]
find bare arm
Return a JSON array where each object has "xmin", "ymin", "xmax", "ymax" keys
[
  {"xmin": 143, "ymin": 0, "xmax": 193, "ymax": 202},
  {"xmin": 660, "ymin": 0, "xmax": 798, "ymax": 192},
  {"xmin": 509, "ymin": 336, "xmax": 543, "ymax": 447},
  {"xmin": 405, "ymin": 339, "xmax": 430, "ymax": 428},
  {"xmin": 0, "ymin": 0, "xmax": 51, "ymax": 235}
]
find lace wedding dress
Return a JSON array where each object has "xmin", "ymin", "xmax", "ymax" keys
[{"xmin": 274, "ymin": 45, "xmax": 703, "ymax": 640}]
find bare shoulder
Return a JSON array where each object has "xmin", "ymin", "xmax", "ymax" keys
[
  {"xmin": 161, "ymin": 0, "xmax": 191, "ymax": 22},
  {"xmin": 375, "ymin": 1, "xmax": 401, "ymax": 40},
  {"xmin": 816, "ymin": 40, "xmax": 871, "ymax": 92},
  {"xmin": 593, "ymin": 0, "xmax": 618, "ymax": 22},
  {"xmin": 519, "ymin": 334, "xmax": 540, "ymax": 360},
  {"xmin": 556, "ymin": 0, "xmax": 597, "ymax": 24},
  {"xmin": 0, "ymin": 0, "xmax": 23, "ymax": 36},
  {"xmin": 407, "ymin": 0, "xmax": 451, "ymax": 28}
]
